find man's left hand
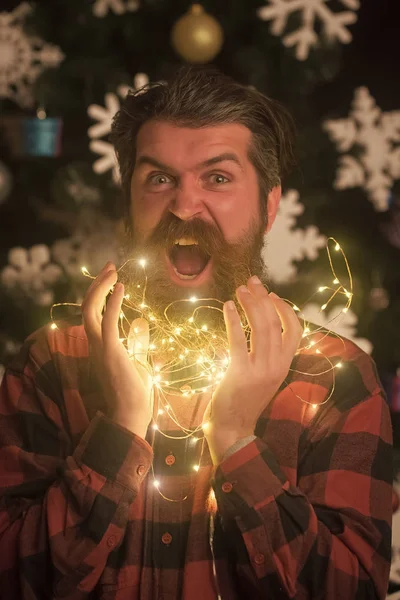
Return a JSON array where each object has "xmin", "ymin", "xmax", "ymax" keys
[{"xmin": 204, "ymin": 275, "xmax": 303, "ymax": 465}]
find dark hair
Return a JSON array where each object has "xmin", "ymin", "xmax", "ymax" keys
[{"xmin": 111, "ymin": 66, "xmax": 296, "ymax": 217}]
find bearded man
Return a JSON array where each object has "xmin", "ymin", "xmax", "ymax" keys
[{"xmin": 0, "ymin": 67, "xmax": 392, "ymax": 600}]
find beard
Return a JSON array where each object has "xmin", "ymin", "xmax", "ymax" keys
[{"xmin": 119, "ymin": 210, "xmax": 270, "ymax": 326}]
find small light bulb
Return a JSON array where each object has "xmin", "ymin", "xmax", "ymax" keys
[
  {"xmin": 333, "ymin": 278, "xmax": 339, "ymax": 284},
  {"xmin": 318, "ymin": 286, "xmax": 327, "ymax": 292},
  {"xmin": 188, "ymin": 317, "xmax": 194, "ymax": 323},
  {"xmin": 335, "ymin": 243, "xmax": 340, "ymax": 251},
  {"xmin": 140, "ymin": 303, "xmax": 147, "ymax": 308},
  {"xmin": 153, "ymin": 479, "xmax": 160, "ymax": 488},
  {"xmin": 81, "ymin": 266, "xmax": 89, "ymax": 275},
  {"xmin": 342, "ymin": 307, "xmax": 349, "ymax": 313},
  {"xmin": 202, "ymin": 422, "xmax": 210, "ymax": 432},
  {"xmin": 119, "ymin": 312, "xmax": 124, "ymax": 320},
  {"xmin": 201, "ymin": 324, "xmax": 208, "ymax": 331},
  {"xmin": 152, "ymin": 423, "xmax": 159, "ymax": 430},
  {"xmin": 316, "ymin": 349, "xmax": 321, "ymax": 354},
  {"xmin": 321, "ymin": 304, "xmax": 327, "ymax": 310},
  {"xmin": 50, "ymin": 323, "xmax": 57, "ymax": 330},
  {"xmin": 190, "ymin": 296, "xmax": 197, "ymax": 303},
  {"xmin": 124, "ymin": 294, "xmax": 130, "ymax": 299},
  {"xmin": 312, "ymin": 404, "xmax": 318, "ymax": 409},
  {"xmin": 336, "ymin": 362, "xmax": 343, "ymax": 369},
  {"xmin": 193, "ymin": 465, "xmax": 200, "ymax": 472},
  {"xmin": 157, "ymin": 409, "xmax": 164, "ymax": 416},
  {"xmin": 293, "ymin": 305, "xmax": 300, "ymax": 312},
  {"xmin": 139, "ymin": 259, "xmax": 146, "ymax": 268}
]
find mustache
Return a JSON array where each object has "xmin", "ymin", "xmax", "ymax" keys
[{"xmin": 147, "ymin": 214, "xmax": 225, "ymax": 254}]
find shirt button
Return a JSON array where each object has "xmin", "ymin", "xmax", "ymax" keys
[
  {"xmin": 254, "ymin": 553, "xmax": 265, "ymax": 565},
  {"xmin": 222, "ymin": 482, "xmax": 233, "ymax": 493},
  {"xmin": 137, "ymin": 464, "xmax": 146, "ymax": 476},
  {"xmin": 165, "ymin": 454, "xmax": 176, "ymax": 466},
  {"xmin": 107, "ymin": 535, "xmax": 117, "ymax": 548},
  {"xmin": 161, "ymin": 532, "xmax": 172, "ymax": 545}
]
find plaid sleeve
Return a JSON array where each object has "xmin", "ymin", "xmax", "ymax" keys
[
  {"xmin": 212, "ymin": 354, "xmax": 393, "ymax": 599},
  {"xmin": 0, "ymin": 328, "xmax": 153, "ymax": 599}
]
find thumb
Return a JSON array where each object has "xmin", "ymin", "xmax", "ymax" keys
[{"xmin": 128, "ymin": 318, "xmax": 149, "ymax": 366}]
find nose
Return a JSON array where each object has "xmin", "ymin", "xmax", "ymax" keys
[{"xmin": 168, "ymin": 180, "xmax": 205, "ymax": 221}]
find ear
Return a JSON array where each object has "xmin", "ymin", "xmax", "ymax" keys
[{"xmin": 264, "ymin": 185, "xmax": 281, "ymax": 234}]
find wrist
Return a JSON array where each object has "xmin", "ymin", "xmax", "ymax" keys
[
  {"xmin": 111, "ymin": 411, "xmax": 149, "ymax": 439},
  {"xmin": 205, "ymin": 424, "xmax": 254, "ymax": 465}
]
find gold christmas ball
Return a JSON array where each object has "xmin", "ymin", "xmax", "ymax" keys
[{"xmin": 171, "ymin": 4, "xmax": 224, "ymax": 64}]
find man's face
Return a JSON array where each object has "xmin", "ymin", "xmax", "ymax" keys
[{"xmin": 123, "ymin": 121, "xmax": 280, "ymax": 326}]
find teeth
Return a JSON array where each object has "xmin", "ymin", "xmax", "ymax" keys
[
  {"xmin": 173, "ymin": 267, "xmax": 198, "ymax": 280},
  {"xmin": 174, "ymin": 237, "xmax": 198, "ymax": 246}
]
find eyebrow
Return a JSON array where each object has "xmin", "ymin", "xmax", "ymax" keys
[{"xmin": 135, "ymin": 152, "xmax": 244, "ymax": 173}]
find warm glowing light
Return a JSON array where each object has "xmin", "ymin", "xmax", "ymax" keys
[
  {"xmin": 81, "ymin": 266, "xmax": 89, "ymax": 275},
  {"xmin": 335, "ymin": 362, "xmax": 343, "ymax": 369},
  {"xmin": 293, "ymin": 305, "xmax": 300, "ymax": 312},
  {"xmin": 202, "ymin": 422, "xmax": 210, "ymax": 432},
  {"xmin": 312, "ymin": 404, "xmax": 318, "ymax": 409},
  {"xmin": 201, "ymin": 324, "xmax": 208, "ymax": 331},
  {"xmin": 152, "ymin": 423, "xmax": 159, "ymax": 430},
  {"xmin": 333, "ymin": 278, "xmax": 339, "ymax": 284},
  {"xmin": 318, "ymin": 286, "xmax": 327, "ymax": 292},
  {"xmin": 153, "ymin": 480, "xmax": 160, "ymax": 488},
  {"xmin": 335, "ymin": 243, "xmax": 340, "ymax": 251},
  {"xmin": 193, "ymin": 465, "xmax": 200, "ymax": 472},
  {"xmin": 321, "ymin": 304, "xmax": 327, "ymax": 310},
  {"xmin": 50, "ymin": 323, "xmax": 58, "ymax": 330},
  {"xmin": 140, "ymin": 303, "xmax": 147, "ymax": 308},
  {"xmin": 139, "ymin": 259, "xmax": 146, "ymax": 267},
  {"xmin": 190, "ymin": 296, "xmax": 197, "ymax": 303},
  {"xmin": 157, "ymin": 409, "xmax": 164, "ymax": 415},
  {"xmin": 342, "ymin": 307, "xmax": 348, "ymax": 313},
  {"xmin": 124, "ymin": 294, "xmax": 130, "ymax": 299}
]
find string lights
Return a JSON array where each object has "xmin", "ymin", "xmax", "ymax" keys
[{"xmin": 49, "ymin": 237, "xmax": 352, "ymax": 501}]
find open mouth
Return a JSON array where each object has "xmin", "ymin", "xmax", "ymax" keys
[{"xmin": 167, "ymin": 237, "xmax": 211, "ymax": 281}]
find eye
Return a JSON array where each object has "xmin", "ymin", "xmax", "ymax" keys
[
  {"xmin": 148, "ymin": 173, "xmax": 173, "ymax": 186},
  {"xmin": 208, "ymin": 173, "xmax": 230, "ymax": 185}
]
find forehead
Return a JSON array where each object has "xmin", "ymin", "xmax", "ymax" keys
[{"xmin": 135, "ymin": 121, "xmax": 252, "ymax": 166}]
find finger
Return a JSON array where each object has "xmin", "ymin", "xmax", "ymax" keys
[
  {"xmin": 223, "ymin": 300, "xmax": 248, "ymax": 366},
  {"xmin": 128, "ymin": 318, "xmax": 149, "ymax": 365},
  {"xmin": 102, "ymin": 281, "xmax": 124, "ymax": 350},
  {"xmin": 269, "ymin": 293, "xmax": 303, "ymax": 360},
  {"xmin": 82, "ymin": 268, "xmax": 117, "ymax": 341},
  {"xmin": 83, "ymin": 261, "xmax": 115, "ymax": 299},
  {"xmin": 236, "ymin": 283, "xmax": 282, "ymax": 357}
]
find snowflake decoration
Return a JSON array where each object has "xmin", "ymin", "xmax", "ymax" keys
[
  {"xmin": 0, "ymin": 3, "xmax": 64, "ymax": 108},
  {"xmin": 52, "ymin": 210, "xmax": 122, "ymax": 283},
  {"xmin": 263, "ymin": 189, "xmax": 326, "ymax": 284},
  {"xmin": 300, "ymin": 302, "xmax": 372, "ymax": 354},
  {"xmin": 92, "ymin": 0, "xmax": 139, "ymax": 18},
  {"xmin": 257, "ymin": 0, "xmax": 359, "ymax": 61},
  {"xmin": 0, "ymin": 244, "xmax": 62, "ymax": 306},
  {"xmin": 87, "ymin": 72, "xmax": 149, "ymax": 182},
  {"xmin": 324, "ymin": 87, "xmax": 400, "ymax": 212}
]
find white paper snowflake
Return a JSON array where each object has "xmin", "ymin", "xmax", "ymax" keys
[
  {"xmin": 263, "ymin": 189, "xmax": 326, "ymax": 284},
  {"xmin": 257, "ymin": 0, "xmax": 359, "ymax": 61},
  {"xmin": 0, "ymin": 244, "xmax": 62, "ymax": 306},
  {"xmin": 0, "ymin": 3, "xmax": 64, "ymax": 108},
  {"xmin": 92, "ymin": 0, "xmax": 139, "ymax": 18},
  {"xmin": 51, "ymin": 210, "xmax": 122, "ymax": 282},
  {"xmin": 300, "ymin": 302, "xmax": 372, "ymax": 354},
  {"xmin": 87, "ymin": 72, "xmax": 149, "ymax": 182},
  {"xmin": 324, "ymin": 87, "xmax": 400, "ymax": 212}
]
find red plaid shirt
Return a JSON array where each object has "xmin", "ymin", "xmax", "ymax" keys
[{"xmin": 0, "ymin": 323, "xmax": 393, "ymax": 599}]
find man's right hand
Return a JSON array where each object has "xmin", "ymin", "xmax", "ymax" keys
[{"xmin": 81, "ymin": 261, "xmax": 153, "ymax": 438}]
